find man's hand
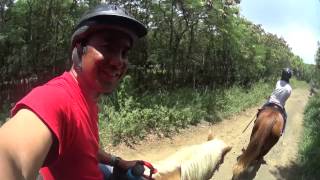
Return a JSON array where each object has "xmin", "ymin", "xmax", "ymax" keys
[
  {"xmin": 97, "ymin": 148, "xmax": 144, "ymax": 178},
  {"xmin": 117, "ymin": 159, "xmax": 140, "ymax": 171},
  {"xmin": 97, "ymin": 148, "xmax": 140, "ymax": 170},
  {"xmin": 112, "ymin": 160, "xmax": 144, "ymax": 180}
]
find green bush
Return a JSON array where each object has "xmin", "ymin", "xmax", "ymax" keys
[
  {"xmin": 0, "ymin": 102, "xmax": 11, "ymax": 126},
  {"xmin": 217, "ymin": 82, "xmax": 272, "ymax": 117},
  {"xmin": 98, "ymin": 76, "xmax": 273, "ymax": 146},
  {"xmin": 297, "ymin": 94, "xmax": 320, "ymax": 179}
]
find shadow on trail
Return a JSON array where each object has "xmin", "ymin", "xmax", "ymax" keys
[{"xmin": 269, "ymin": 160, "xmax": 317, "ymax": 180}]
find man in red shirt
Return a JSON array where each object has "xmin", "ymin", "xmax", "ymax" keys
[{"xmin": 0, "ymin": 3, "xmax": 147, "ymax": 180}]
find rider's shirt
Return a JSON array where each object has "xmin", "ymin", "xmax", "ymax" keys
[
  {"xmin": 11, "ymin": 72, "xmax": 103, "ymax": 180},
  {"xmin": 268, "ymin": 80, "xmax": 292, "ymax": 108}
]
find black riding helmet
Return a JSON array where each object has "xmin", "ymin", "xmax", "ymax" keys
[
  {"xmin": 281, "ymin": 68, "xmax": 292, "ymax": 82},
  {"xmin": 71, "ymin": 3, "xmax": 147, "ymax": 47}
]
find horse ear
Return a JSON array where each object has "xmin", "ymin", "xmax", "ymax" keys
[
  {"xmin": 223, "ymin": 146, "xmax": 232, "ymax": 155},
  {"xmin": 207, "ymin": 129, "xmax": 214, "ymax": 141}
]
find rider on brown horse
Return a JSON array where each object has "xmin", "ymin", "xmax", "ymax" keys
[
  {"xmin": 257, "ymin": 68, "xmax": 292, "ymax": 135},
  {"xmin": 233, "ymin": 68, "xmax": 293, "ymax": 179}
]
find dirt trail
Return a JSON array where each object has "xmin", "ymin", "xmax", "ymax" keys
[{"xmin": 106, "ymin": 88, "xmax": 309, "ymax": 180}]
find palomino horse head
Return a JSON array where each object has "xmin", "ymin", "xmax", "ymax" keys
[
  {"xmin": 149, "ymin": 131, "xmax": 231, "ymax": 180},
  {"xmin": 232, "ymin": 105, "xmax": 284, "ymax": 180}
]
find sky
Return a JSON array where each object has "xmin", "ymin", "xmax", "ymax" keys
[{"xmin": 239, "ymin": 0, "xmax": 320, "ymax": 64}]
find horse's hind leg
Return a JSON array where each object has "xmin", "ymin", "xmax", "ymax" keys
[
  {"xmin": 257, "ymin": 134, "xmax": 279, "ymax": 161},
  {"xmin": 257, "ymin": 121, "xmax": 282, "ymax": 160}
]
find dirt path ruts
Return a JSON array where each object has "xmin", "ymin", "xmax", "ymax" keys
[{"xmin": 105, "ymin": 88, "xmax": 309, "ymax": 180}]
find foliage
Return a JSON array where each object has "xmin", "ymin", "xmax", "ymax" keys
[
  {"xmin": 298, "ymin": 95, "xmax": 320, "ymax": 179},
  {"xmin": 295, "ymin": 43, "xmax": 320, "ymax": 179},
  {"xmin": 312, "ymin": 42, "xmax": 320, "ymax": 86},
  {"xmin": 98, "ymin": 79, "xmax": 272, "ymax": 146},
  {"xmin": 1, "ymin": 0, "xmax": 312, "ymax": 103},
  {"xmin": 0, "ymin": 102, "xmax": 10, "ymax": 126}
]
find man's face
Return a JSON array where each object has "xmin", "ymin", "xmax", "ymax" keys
[{"xmin": 80, "ymin": 29, "xmax": 131, "ymax": 94}]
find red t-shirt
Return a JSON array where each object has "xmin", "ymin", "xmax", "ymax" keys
[{"xmin": 11, "ymin": 72, "xmax": 103, "ymax": 180}]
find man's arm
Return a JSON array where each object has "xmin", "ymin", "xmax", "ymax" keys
[{"xmin": 0, "ymin": 109, "xmax": 53, "ymax": 180}]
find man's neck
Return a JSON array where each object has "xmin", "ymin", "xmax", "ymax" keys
[{"xmin": 69, "ymin": 68, "xmax": 99, "ymax": 102}]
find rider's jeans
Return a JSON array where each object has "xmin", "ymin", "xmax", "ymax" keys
[{"xmin": 99, "ymin": 164, "xmax": 113, "ymax": 180}]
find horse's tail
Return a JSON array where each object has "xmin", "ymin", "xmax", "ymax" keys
[
  {"xmin": 233, "ymin": 115, "xmax": 277, "ymax": 179},
  {"xmin": 232, "ymin": 130, "xmax": 261, "ymax": 179}
]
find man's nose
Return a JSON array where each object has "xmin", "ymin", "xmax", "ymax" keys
[{"xmin": 107, "ymin": 53, "xmax": 125, "ymax": 69}]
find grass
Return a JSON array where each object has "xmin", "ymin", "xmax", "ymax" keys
[
  {"xmin": 98, "ymin": 80, "xmax": 274, "ymax": 146},
  {"xmin": 296, "ymin": 94, "xmax": 320, "ymax": 179},
  {"xmin": 290, "ymin": 78, "xmax": 309, "ymax": 89}
]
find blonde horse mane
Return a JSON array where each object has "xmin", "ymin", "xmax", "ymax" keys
[
  {"xmin": 181, "ymin": 139, "xmax": 231, "ymax": 180},
  {"xmin": 152, "ymin": 131, "xmax": 231, "ymax": 180}
]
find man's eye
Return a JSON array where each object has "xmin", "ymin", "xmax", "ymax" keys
[
  {"xmin": 122, "ymin": 48, "xmax": 130, "ymax": 58},
  {"xmin": 99, "ymin": 44, "xmax": 110, "ymax": 50}
]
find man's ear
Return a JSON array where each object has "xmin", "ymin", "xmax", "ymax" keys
[
  {"xmin": 82, "ymin": 46, "xmax": 87, "ymax": 55},
  {"xmin": 72, "ymin": 44, "xmax": 83, "ymax": 72}
]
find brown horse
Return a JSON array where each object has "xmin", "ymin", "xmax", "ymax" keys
[{"xmin": 232, "ymin": 105, "xmax": 285, "ymax": 179}]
